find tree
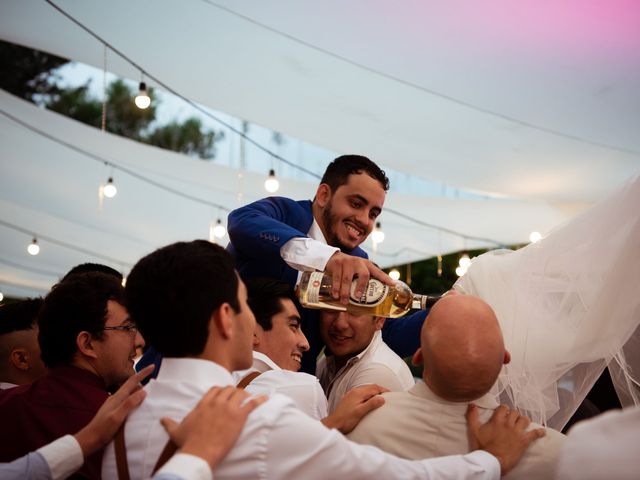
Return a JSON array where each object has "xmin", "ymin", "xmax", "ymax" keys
[
  {"xmin": 0, "ymin": 39, "xmax": 69, "ymax": 101},
  {"xmin": 146, "ymin": 117, "xmax": 222, "ymax": 159},
  {"xmin": 2, "ymin": 40, "xmax": 223, "ymax": 160}
]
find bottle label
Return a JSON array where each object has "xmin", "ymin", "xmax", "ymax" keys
[
  {"xmin": 349, "ymin": 279, "xmax": 388, "ymax": 307},
  {"xmin": 306, "ymin": 272, "xmax": 325, "ymax": 305}
]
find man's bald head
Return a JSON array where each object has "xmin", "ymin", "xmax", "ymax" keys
[{"xmin": 419, "ymin": 294, "xmax": 507, "ymax": 402}]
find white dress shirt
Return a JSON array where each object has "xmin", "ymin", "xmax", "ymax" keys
[
  {"xmin": 317, "ymin": 330, "xmax": 415, "ymax": 412},
  {"xmin": 280, "ymin": 218, "xmax": 338, "ymax": 276},
  {"xmin": 232, "ymin": 351, "xmax": 328, "ymax": 420},
  {"xmin": 556, "ymin": 406, "xmax": 640, "ymax": 480},
  {"xmin": 348, "ymin": 381, "xmax": 565, "ymax": 480},
  {"xmin": 103, "ymin": 357, "xmax": 500, "ymax": 480}
]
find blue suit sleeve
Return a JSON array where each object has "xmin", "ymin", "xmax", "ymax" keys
[
  {"xmin": 381, "ymin": 309, "xmax": 428, "ymax": 358},
  {"xmin": 227, "ymin": 197, "xmax": 311, "ymax": 258},
  {"xmin": 0, "ymin": 452, "xmax": 52, "ymax": 480}
]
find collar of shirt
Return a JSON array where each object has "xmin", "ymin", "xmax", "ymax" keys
[
  {"xmin": 0, "ymin": 381, "xmax": 18, "ymax": 389},
  {"xmin": 324, "ymin": 330, "xmax": 383, "ymax": 384},
  {"xmin": 156, "ymin": 357, "xmax": 234, "ymax": 388},
  {"xmin": 251, "ymin": 351, "xmax": 281, "ymax": 373},
  {"xmin": 410, "ymin": 379, "xmax": 500, "ymax": 410},
  {"xmin": 307, "ymin": 217, "xmax": 327, "ymax": 242}
]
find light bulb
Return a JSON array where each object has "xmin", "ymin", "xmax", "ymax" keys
[
  {"xmin": 135, "ymin": 81, "xmax": 151, "ymax": 109},
  {"xmin": 27, "ymin": 238, "xmax": 40, "ymax": 256},
  {"xmin": 459, "ymin": 253, "xmax": 471, "ymax": 268},
  {"xmin": 0, "ymin": 292, "xmax": 3, "ymax": 302},
  {"xmin": 529, "ymin": 231, "xmax": 542, "ymax": 243},
  {"xmin": 103, "ymin": 177, "xmax": 117, "ymax": 198},
  {"xmin": 389, "ymin": 269, "xmax": 401, "ymax": 281},
  {"xmin": 121, "ymin": 276, "xmax": 127, "ymax": 287},
  {"xmin": 455, "ymin": 265, "xmax": 467, "ymax": 277},
  {"xmin": 371, "ymin": 222, "xmax": 385, "ymax": 243},
  {"xmin": 213, "ymin": 219, "xmax": 227, "ymax": 238},
  {"xmin": 264, "ymin": 169, "xmax": 280, "ymax": 193}
]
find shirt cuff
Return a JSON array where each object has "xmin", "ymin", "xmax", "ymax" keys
[
  {"xmin": 37, "ymin": 435, "xmax": 84, "ymax": 480},
  {"xmin": 281, "ymin": 237, "xmax": 339, "ymax": 272},
  {"xmin": 155, "ymin": 453, "xmax": 212, "ymax": 480}
]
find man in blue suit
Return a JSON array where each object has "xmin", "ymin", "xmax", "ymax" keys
[{"xmin": 227, "ymin": 155, "xmax": 427, "ymax": 374}]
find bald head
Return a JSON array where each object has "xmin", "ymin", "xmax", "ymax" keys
[{"xmin": 419, "ymin": 294, "xmax": 507, "ymax": 402}]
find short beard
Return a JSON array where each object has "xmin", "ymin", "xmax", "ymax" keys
[{"xmin": 321, "ymin": 198, "xmax": 352, "ymax": 252}]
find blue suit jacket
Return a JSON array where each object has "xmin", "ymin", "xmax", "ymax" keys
[{"xmin": 227, "ymin": 196, "xmax": 426, "ymax": 374}]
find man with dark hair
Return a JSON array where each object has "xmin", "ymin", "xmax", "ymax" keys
[
  {"xmin": 227, "ymin": 154, "xmax": 427, "ymax": 373},
  {"xmin": 0, "ymin": 272, "xmax": 144, "ymax": 479},
  {"xmin": 237, "ymin": 277, "xmax": 388, "ymax": 432},
  {"xmin": 103, "ymin": 240, "xmax": 545, "ymax": 480},
  {"xmin": 61, "ymin": 262, "xmax": 123, "ymax": 282},
  {"xmin": 0, "ymin": 298, "xmax": 46, "ymax": 389}
]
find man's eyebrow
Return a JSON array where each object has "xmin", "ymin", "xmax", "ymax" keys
[{"xmin": 349, "ymin": 194, "xmax": 369, "ymax": 205}]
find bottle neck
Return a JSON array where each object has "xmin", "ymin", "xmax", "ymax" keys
[{"xmin": 411, "ymin": 294, "xmax": 442, "ymax": 310}]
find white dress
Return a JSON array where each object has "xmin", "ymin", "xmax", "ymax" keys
[{"xmin": 454, "ymin": 174, "xmax": 640, "ymax": 430}]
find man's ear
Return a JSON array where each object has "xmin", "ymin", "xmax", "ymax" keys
[
  {"xmin": 212, "ymin": 303, "xmax": 234, "ymax": 340},
  {"xmin": 76, "ymin": 331, "xmax": 99, "ymax": 359},
  {"xmin": 314, "ymin": 183, "xmax": 332, "ymax": 209},
  {"xmin": 9, "ymin": 348, "xmax": 30, "ymax": 371},
  {"xmin": 503, "ymin": 349, "xmax": 511, "ymax": 365},
  {"xmin": 373, "ymin": 316, "xmax": 385, "ymax": 331},
  {"xmin": 411, "ymin": 348, "xmax": 423, "ymax": 367}
]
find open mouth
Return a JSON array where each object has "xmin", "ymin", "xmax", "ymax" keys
[
  {"xmin": 291, "ymin": 353, "xmax": 302, "ymax": 364},
  {"xmin": 344, "ymin": 222, "xmax": 364, "ymax": 240}
]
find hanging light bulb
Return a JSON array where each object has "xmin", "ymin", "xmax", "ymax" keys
[
  {"xmin": 458, "ymin": 252, "xmax": 471, "ymax": 268},
  {"xmin": 103, "ymin": 177, "xmax": 117, "ymax": 198},
  {"xmin": 455, "ymin": 265, "xmax": 467, "ymax": 277},
  {"xmin": 213, "ymin": 219, "xmax": 227, "ymax": 238},
  {"xmin": 371, "ymin": 221, "xmax": 385, "ymax": 243},
  {"xmin": 264, "ymin": 169, "xmax": 280, "ymax": 193},
  {"xmin": 389, "ymin": 268, "xmax": 401, "ymax": 281},
  {"xmin": 27, "ymin": 238, "xmax": 40, "ymax": 256},
  {"xmin": 135, "ymin": 81, "xmax": 151, "ymax": 109},
  {"xmin": 529, "ymin": 231, "xmax": 542, "ymax": 243}
]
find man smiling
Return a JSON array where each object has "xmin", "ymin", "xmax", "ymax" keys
[
  {"xmin": 317, "ymin": 309, "xmax": 415, "ymax": 413},
  {"xmin": 0, "ymin": 272, "xmax": 144, "ymax": 479},
  {"xmin": 227, "ymin": 155, "xmax": 428, "ymax": 374}
]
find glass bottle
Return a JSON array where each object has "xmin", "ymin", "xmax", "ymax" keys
[{"xmin": 296, "ymin": 271, "xmax": 440, "ymax": 318}]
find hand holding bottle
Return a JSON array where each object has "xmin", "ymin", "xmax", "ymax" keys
[{"xmin": 324, "ymin": 252, "xmax": 394, "ymax": 304}]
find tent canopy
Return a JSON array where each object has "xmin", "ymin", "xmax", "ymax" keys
[{"xmin": 1, "ymin": 0, "xmax": 639, "ymax": 296}]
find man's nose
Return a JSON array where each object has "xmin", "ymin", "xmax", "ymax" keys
[
  {"xmin": 332, "ymin": 312, "xmax": 350, "ymax": 331},
  {"xmin": 298, "ymin": 331, "xmax": 310, "ymax": 352},
  {"xmin": 135, "ymin": 331, "xmax": 145, "ymax": 349}
]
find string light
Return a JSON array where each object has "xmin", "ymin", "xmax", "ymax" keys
[
  {"xmin": 103, "ymin": 176, "xmax": 118, "ymax": 198},
  {"xmin": 135, "ymin": 81, "xmax": 151, "ymax": 109},
  {"xmin": 458, "ymin": 252, "xmax": 471, "ymax": 269},
  {"xmin": 27, "ymin": 238, "xmax": 40, "ymax": 256},
  {"xmin": 455, "ymin": 265, "xmax": 467, "ymax": 277},
  {"xmin": 389, "ymin": 268, "xmax": 400, "ymax": 281},
  {"xmin": 264, "ymin": 169, "xmax": 280, "ymax": 193},
  {"xmin": 213, "ymin": 219, "xmax": 227, "ymax": 239},
  {"xmin": 371, "ymin": 222, "xmax": 385, "ymax": 244},
  {"xmin": 529, "ymin": 231, "xmax": 542, "ymax": 243}
]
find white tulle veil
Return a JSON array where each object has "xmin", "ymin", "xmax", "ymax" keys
[{"xmin": 454, "ymin": 174, "xmax": 640, "ymax": 430}]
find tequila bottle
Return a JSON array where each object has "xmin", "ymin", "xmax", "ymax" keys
[{"xmin": 297, "ymin": 271, "xmax": 440, "ymax": 318}]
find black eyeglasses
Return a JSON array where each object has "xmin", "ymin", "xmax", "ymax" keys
[{"xmin": 102, "ymin": 324, "xmax": 138, "ymax": 335}]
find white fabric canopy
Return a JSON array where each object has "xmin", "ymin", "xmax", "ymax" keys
[
  {"xmin": 1, "ymin": 0, "xmax": 639, "ymax": 296},
  {"xmin": 0, "ymin": 90, "xmax": 568, "ymax": 296}
]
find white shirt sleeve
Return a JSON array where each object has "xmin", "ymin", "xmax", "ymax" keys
[
  {"xmin": 154, "ymin": 453, "xmax": 212, "ymax": 480},
  {"xmin": 280, "ymin": 237, "xmax": 339, "ymax": 272},
  {"xmin": 37, "ymin": 435, "xmax": 84, "ymax": 480},
  {"xmin": 264, "ymin": 400, "xmax": 500, "ymax": 479}
]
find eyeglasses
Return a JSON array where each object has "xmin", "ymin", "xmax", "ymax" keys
[{"xmin": 102, "ymin": 324, "xmax": 138, "ymax": 335}]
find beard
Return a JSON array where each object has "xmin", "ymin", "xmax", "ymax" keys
[{"xmin": 321, "ymin": 199, "xmax": 361, "ymax": 252}]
